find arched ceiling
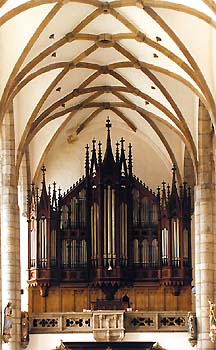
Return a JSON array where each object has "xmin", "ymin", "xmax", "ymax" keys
[{"xmin": 0, "ymin": 0, "xmax": 216, "ymax": 188}]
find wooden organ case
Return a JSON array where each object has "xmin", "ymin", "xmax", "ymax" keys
[{"xmin": 27, "ymin": 119, "xmax": 192, "ymax": 313}]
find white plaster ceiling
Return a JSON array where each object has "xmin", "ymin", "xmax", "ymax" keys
[{"xmin": 0, "ymin": 0, "xmax": 216, "ymax": 188}]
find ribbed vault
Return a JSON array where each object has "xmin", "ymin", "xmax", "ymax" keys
[{"xmin": 0, "ymin": 0, "xmax": 216, "ymax": 187}]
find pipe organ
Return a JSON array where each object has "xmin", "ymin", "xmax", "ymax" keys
[{"xmin": 27, "ymin": 118, "xmax": 192, "ymax": 310}]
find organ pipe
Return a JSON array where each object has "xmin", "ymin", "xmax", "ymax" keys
[
  {"xmin": 31, "ymin": 228, "xmax": 36, "ymax": 267},
  {"xmin": 183, "ymin": 229, "xmax": 189, "ymax": 259},
  {"xmin": 108, "ymin": 185, "xmax": 111, "ymax": 257},
  {"xmin": 103, "ymin": 188, "xmax": 107, "ymax": 265},
  {"xmin": 91, "ymin": 203, "xmax": 98, "ymax": 263},
  {"xmin": 51, "ymin": 229, "xmax": 56, "ymax": 266},
  {"xmin": 112, "ymin": 188, "xmax": 115, "ymax": 262},
  {"xmin": 162, "ymin": 228, "xmax": 168, "ymax": 263},
  {"xmin": 120, "ymin": 202, "xmax": 127, "ymax": 265},
  {"xmin": 172, "ymin": 218, "xmax": 180, "ymax": 259},
  {"xmin": 27, "ymin": 120, "xmax": 192, "ymax": 293}
]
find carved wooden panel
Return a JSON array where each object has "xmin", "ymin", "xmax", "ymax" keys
[
  {"xmin": 135, "ymin": 289, "xmax": 149, "ymax": 310},
  {"xmin": 61, "ymin": 288, "xmax": 75, "ymax": 312},
  {"xmin": 46, "ymin": 288, "xmax": 60, "ymax": 312},
  {"xmin": 177, "ymin": 287, "xmax": 192, "ymax": 311},
  {"xmin": 165, "ymin": 288, "xmax": 178, "ymax": 310},
  {"xmin": 149, "ymin": 288, "xmax": 164, "ymax": 311},
  {"xmin": 32, "ymin": 289, "xmax": 43, "ymax": 313},
  {"xmin": 74, "ymin": 289, "xmax": 88, "ymax": 312},
  {"xmin": 29, "ymin": 285, "xmax": 191, "ymax": 313}
]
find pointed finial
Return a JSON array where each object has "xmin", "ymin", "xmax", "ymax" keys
[
  {"xmin": 41, "ymin": 164, "xmax": 46, "ymax": 184},
  {"xmin": 41, "ymin": 164, "xmax": 46, "ymax": 174},
  {"xmin": 167, "ymin": 183, "xmax": 170, "ymax": 198},
  {"xmin": 58, "ymin": 187, "xmax": 61, "ymax": 201},
  {"xmin": 36, "ymin": 185, "xmax": 39, "ymax": 202},
  {"xmin": 120, "ymin": 137, "xmax": 125, "ymax": 149},
  {"xmin": 48, "ymin": 184, "xmax": 51, "ymax": 199},
  {"xmin": 52, "ymin": 181, "xmax": 57, "ymax": 209},
  {"xmin": 157, "ymin": 186, "xmax": 160, "ymax": 199},
  {"xmin": 85, "ymin": 144, "xmax": 89, "ymax": 176},
  {"xmin": 106, "ymin": 117, "xmax": 112, "ymax": 132},
  {"xmin": 128, "ymin": 143, "xmax": 133, "ymax": 177},
  {"xmin": 172, "ymin": 164, "xmax": 176, "ymax": 183},
  {"xmin": 92, "ymin": 138, "xmax": 96, "ymax": 149},
  {"xmin": 98, "ymin": 141, "xmax": 102, "ymax": 163},
  {"xmin": 116, "ymin": 141, "xmax": 120, "ymax": 162}
]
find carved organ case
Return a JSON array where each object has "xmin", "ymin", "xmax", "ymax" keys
[{"xmin": 27, "ymin": 119, "xmax": 192, "ymax": 311}]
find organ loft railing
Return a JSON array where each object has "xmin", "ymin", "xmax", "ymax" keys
[{"xmin": 27, "ymin": 118, "xmax": 192, "ymax": 300}]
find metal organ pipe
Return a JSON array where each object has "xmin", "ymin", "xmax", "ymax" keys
[
  {"xmin": 91, "ymin": 206, "xmax": 94, "ymax": 260},
  {"xmin": 142, "ymin": 239, "xmax": 148, "ymax": 265},
  {"xmin": 183, "ymin": 229, "xmax": 189, "ymax": 259},
  {"xmin": 120, "ymin": 202, "xmax": 127, "ymax": 266},
  {"xmin": 39, "ymin": 218, "xmax": 47, "ymax": 268},
  {"xmin": 72, "ymin": 240, "xmax": 76, "ymax": 267},
  {"xmin": 61, "ymin": 240, "xmax": 68, "ymax": 267},
  {"xmin": 108, "ymin": 185, "xmax": 111, "ymax": 258},
  {"xmin": 30, "ymin": 222, "xmax": 36, "ymax": 267},
  {"xmin": 71, "ymin": 198, "xmax": 76, "ymax": 227},
  {"xmin": 109, "ymin": 186, "xmax": 115, "ymax": 267},
  {"xmin": 80, "ymin": 240, "xmax": 87, "ymax": 265},
  {"xmin": 27, "ymin": 122, "xmax": 192, "ymax": 299},
  {"xmin": 84, "ymin": 241, "xmax": 87, "ymax": 264},
  {"xmin": 103, "ymin": 186, "xmax": 115, "ymax": 267},
  {"xmin": 162, "ymin": 228, "xmax": 168, "ymax": 265},
  {"xmin": 94, "ymin": 203, "xmax": 97, "ymax": 261},
  {"xmin": 172, "ymin": 218, "xmax": 180, "ymax": 268},
  {"xmin": 103, "ymin": 189, "xmax": 107, "ymax": 266},
  {"xmin": 80, "ymin": 240, "xmax": 83, "ymax": 265},
  {"xmin": 61, "ymin": 205, "xmax": 68, "ymax": 229},
  {"xmin": 112, "ymin": 188, "xmax": 115, "ymax": 265},
  {"xmin": 44, "ymin": 219, "xmax": 47, "ymax": 267},
  {"xmin": 172, "ymin": 218, "xmax": 180, "ymax": 259},
  {"xmin": 133, "ymin": 239, "xmax": 139, "ymax": 264},
  {"xmin": 91, "ymin": 203, "xmax": 98, "ymax": 265},
  {"xmin": 121, "ymin": 203, "xmax": 124, "ymax": 262},
  {"xmin": 152, "ymin": 239, "xmax": 158, "ymax": 265},
  {"xmin": 38, "ymin": 221, "xmax": 41, "ymax": 266},
  {"xmin": 51, "ymin": 229, "xmax": 56, "ymax": 266},
  {"xmin": 124, "ymin": 203, "xmax": 127, "ymax": 263}
]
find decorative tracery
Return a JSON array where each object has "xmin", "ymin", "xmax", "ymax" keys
[{"xmin": 27, "ymin": 118, "xmax": 192, "ymax": 298}]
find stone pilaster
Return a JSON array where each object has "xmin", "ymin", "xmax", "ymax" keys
[
  {"xmin": 1, "ymin": 108, "xmax": 21, "ymax": 349},
  {"xmin": 19, "ymin": 152, "xmax": 29, "ymax": 311},
  {"xmin": 195, "ymin": 101, "xmax": 215, "ymax": 350},
  {"xmin": 213, "ymin": 132, "xmax": 216, "ymax": 303},
  {"xmin": 0, "ymin": 125, "xmax": 2, "ymax": 350}
]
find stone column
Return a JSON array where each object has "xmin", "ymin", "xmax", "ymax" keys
[
  {"xmin": 1, "ymin": 108, "xmax": 21, "ymax": 349},
  {"xmin": 213, "ymin": 132, "xmax": 216, "ymax": 308},
  {"xmin": 0, "ymin": 125, "xmax": 2, "ymax": 350},
  {"xmin": 195, "ymin": 101, "xmax": 215, "ymax": 350},
  {"xmin": 19, "ymin": 153, "xmax": 29, "ymax": 311}
]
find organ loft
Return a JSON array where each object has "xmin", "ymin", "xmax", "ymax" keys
[{"xmin": 27, "ymin": 118, "xmax": 192, "ymax": 313}]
